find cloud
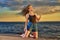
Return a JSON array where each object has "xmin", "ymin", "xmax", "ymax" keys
[
  {"xmin": 0, "ymin": 7, "xmax": 11, "ymax": 13},
  {"xmin": 0, "ymin": 0, "xmax": 60, "ymax": 11}
]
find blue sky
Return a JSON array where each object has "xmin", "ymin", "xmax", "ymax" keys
[
  {"xmin": 0, "ymin": 0, "xmax": 60, "ymax": 12},
  {"xmin": 0, "ymin": 0, "xmax": 59, "ymax": 7}
]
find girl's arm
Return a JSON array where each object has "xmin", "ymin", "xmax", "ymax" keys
[
  {"xmin": 24, "ymin": 14, "xmax": 29, "ymax": 31},
  {"xmin": 35, "ymin": 14, "xmax": 41, "ymax": 21}
]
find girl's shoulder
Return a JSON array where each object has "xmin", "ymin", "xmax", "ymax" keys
[
  {"xmin": 26, "ymin": 14, "xmax": 29, "ymax": 16},
  {"xmin": 25, "ymin": 14, "xmax": 29, "ymax": 18}
]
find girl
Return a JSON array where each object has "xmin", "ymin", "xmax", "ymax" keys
[{"xmin": 20, "ymin": 4, "xmax": 41, "ymax": 39}]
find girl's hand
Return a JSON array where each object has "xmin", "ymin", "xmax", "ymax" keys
[
  {"xmin": 35, "ymin": 13, "xmax": 41, "ymax": 22},
  {"xmin": 37, "ymin": 15, "xmax": 40, "ymax": 20},
  {"xmin": 24, "ymin": 27, "xmax": 27, "ymax": 32}
]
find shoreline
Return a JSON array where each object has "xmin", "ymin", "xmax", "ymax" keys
[
  {"xmin": 0, "ymin": 34, "xmax": 59, "ymax": 40},
  {"xmin": 0, "ymin": 21, "xmax": 60, "ymax": 22}
]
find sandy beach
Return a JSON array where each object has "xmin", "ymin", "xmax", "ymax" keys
[{"xmin": 0, "ymin": 34, "xmax": 59, "ymax": 40}]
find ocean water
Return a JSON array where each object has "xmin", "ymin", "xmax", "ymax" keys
[{"xmin": 0, "ymin": 22, "xmax": 60, "ymax": 38}]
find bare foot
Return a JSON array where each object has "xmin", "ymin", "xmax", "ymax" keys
[{"xmin": 20, "ymin": 34, "xmax": 25, "ymax": 38}]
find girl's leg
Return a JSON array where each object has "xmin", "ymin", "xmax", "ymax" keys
[
  {"xmin": 25, "ymin": 31, "xmax": 30, "ymax": 37},
  {"xmin": 32, "ymin": 32, "xmax": 38, "ymax": 39},
  {"xmin": 35, "ymin": 32, "xmax": 38, "ymax": 38},
  {"xmin": 20, "ymin": 29, "xmax": 27, "ymax": 37},
  {"xmin": 24, "ymin": 30, "xmax": 30, "ymax": 38},
  {"xmin": 32, "ymin": 23, "xmax": 38, "ymax": 39}
]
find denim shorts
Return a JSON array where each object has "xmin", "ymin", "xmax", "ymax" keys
[{"xmin": 27, "ymin": 22, "xmax": 38, "ymax": 32}]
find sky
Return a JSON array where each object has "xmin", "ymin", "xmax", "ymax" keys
[
  {"xmin": 0, "ymin": 0, "xmax": 60, "ymax": 21},
  {"xmin": 0, "ymin": 0, "xmax": 59, "ymax": 7},
  {"xmin": 0, "ymin": 0, "xmax": 60, "ymax": 11},
  {"xmin": 0, "ymin": 0, "xmax": 59, "ymax": 3}
]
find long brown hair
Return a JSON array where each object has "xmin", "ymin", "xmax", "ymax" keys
[
  {"xmin": 21, "ymin": 4, "xmax": 39, "ymax": 23},
  {"xmin": 21, "ymin": 4, "xmax": 31, "ymax": 16}
]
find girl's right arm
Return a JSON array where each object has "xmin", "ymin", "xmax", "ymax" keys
[{"xmin": 24, "ymin": 14, "xmax": 29, "ymax": 31}]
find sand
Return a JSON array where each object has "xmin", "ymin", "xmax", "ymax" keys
[{"xmin": 0, "ymin": 34, "xmax": 59, "ymax": 40}]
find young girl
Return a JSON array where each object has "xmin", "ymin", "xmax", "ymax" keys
[{"xmin": 20, "ymin": 4, "xmax": 41, "ymax": 39}]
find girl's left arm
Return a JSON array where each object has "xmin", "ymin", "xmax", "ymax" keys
[{"xmin": 35, "ymin": 14, "xmax": 41, "ymax": 21}]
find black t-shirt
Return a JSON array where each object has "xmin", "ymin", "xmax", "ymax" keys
[{"xmin": 28, "ymin": 15, "xmax": 36, "ymax": 23}]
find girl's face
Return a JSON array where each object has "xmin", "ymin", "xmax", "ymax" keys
[{"xmin": 28, "ymin": 6, "xmax": 34, "ymax": 12}]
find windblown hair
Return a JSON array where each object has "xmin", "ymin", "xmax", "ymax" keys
[
  {"xmin": 21, "ymin": 4, "xmax": 39, "ymax": 23},
  {"xmin": 21, "ymin": 4, "xmax": 31, "ymax": 16}
]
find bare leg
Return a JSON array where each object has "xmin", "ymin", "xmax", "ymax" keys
[
  {"xmin": 20, "ymin": 29, "xmax": 27, "ymax": 37},
  {"xmin": 35, "ymin": 32, "xmax": 38, "ymax": 38},
  {"xmin": 32, "ymin": 32, "xmax": 38, "ymax": 39},
  {"xmin": 25, "ymin": 31, "xmax": 30, "ymax": 37}
]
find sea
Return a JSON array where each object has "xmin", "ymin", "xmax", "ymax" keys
[{"xmin": 0, "ymin": 22, "xmax": 60, "ymax": 38}]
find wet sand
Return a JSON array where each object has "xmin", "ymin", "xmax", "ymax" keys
[{"xmin": 0, "ymin": 34, "xmax": 59, "ymax": 40}]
